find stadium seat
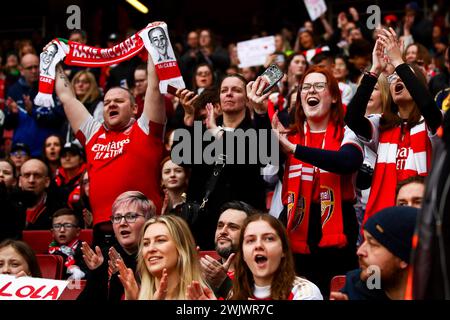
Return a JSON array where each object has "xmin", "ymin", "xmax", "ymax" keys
[
  {"xmin": 23, "ymin": 229, "xmax": 93, "ymax": 254},
  {"xmin": 36, "ymin": 254, "xmax": 64, "ymax": 280},
  {"xmin": 199, "ymin": 250, "xmax": 221, "ymax": 261},
  {"xmin": 59, "ymin": 280, "xmax": 87, "ymax": 300},
  {"xmin": 330, "ymin": 275, "xmax": 347, "ymax": 295}
]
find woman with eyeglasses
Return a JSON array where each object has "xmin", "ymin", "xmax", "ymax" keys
[
  {"xmin": 116, "ymin": 215, "xmax": 209, "ymax": 300},
  {"xmin": 270, "ymin": 65, "xmax": 364, "ymax": 296},
  {"xmin": 345, "ymin": 28, "xmax": 442, "ymax": 225},
  {"xmin": 193, "ymin": 63, "xmax": 215, "ymax": 95},
  {"xmin": 64, "ymin": 70, "xmax": 104, "ymax": 143},
  {"xmin": 79, "ymin": 191, "xmax": 155, "ymax": 301},
  {"xmin": 8, "ymin": 143, "xmax": 31, "ymax": 177}
]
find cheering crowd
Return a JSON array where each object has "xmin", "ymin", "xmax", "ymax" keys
[{"xmin": 0, "ymin": 1, "xmax": 450, "ymax": 300}]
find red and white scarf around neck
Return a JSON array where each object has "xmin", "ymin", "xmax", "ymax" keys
[
  {"xmin": 282, "ymin": 121, "xmax": 348, "ymax": 254},
  {"xmin": 363, "ymin": 119, "xmax": 431, "ymax": 224},
  {"xmin": 34, "ymin": 21, "xmax": 185, "ymax": 108}
]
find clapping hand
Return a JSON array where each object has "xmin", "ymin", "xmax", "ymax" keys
[
  {"xmin": 81, "ymin": 242, "xmax": 104, "ymax": 270},
  {"xmin": 200, "ymin": 253, "xmax": 235, "ymax": 289},
  {"xmin": 154, "ymin": 268, "xmax": 169, "ymax": 300},
  {"xmin": 186, "ymin": 281, "xmax": 216, "ymax": 300},
  {"xmin": 108, "ymin": 247, "xmax": 122, "ymax": 275},
  {"xmin": 370, "ymin": 38, "xmax": 387, "ymax": 76},
  {"xmin": 377, "ymin": 27, "xmax": 404, "ymax": 68},
  {"xmin": 6, "ymin": 97, "xmax": 19, "ymax": 113},
  {"xmin": 116, "ymin": 258, "xmax": 139, "ymax": 300}
]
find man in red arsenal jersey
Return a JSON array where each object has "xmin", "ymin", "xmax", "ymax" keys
[{"xmin": 54, "ymin": 55, "xmax": 165, "ymax": 248}]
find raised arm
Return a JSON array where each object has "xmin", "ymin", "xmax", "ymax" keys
[
  {"xmin": 55, "ymin": 63, "xmax": 91, "ymax": 133},
  {"xmin": 378, "ymin": 28, "xmax": 442, "ymax": 132},
  {"xmin": 345, "ymin": 39, "xmax": 385, "ymax": 140},
  {"xmin": 144, "ymin": 55, "xmax": 165, "ymax": 124}
]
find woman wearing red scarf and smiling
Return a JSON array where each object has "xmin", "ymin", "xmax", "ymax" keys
[
  {"xmin": 271, "ymin": 65, "xmax": 364, "ymax": 296},
  {"xmin": 344, "ymin": 28, "xmax": 442, "ymax": 225}
]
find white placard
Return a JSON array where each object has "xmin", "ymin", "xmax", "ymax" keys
[
  {"xmin": 303, "ymin": 0, "xmax": 327, "ymax": 21},
  {"xmin": 237, "ymin": 36, "xmax": 275, "ymax": 68},
  {"xmin": 0, "ymin": 274, "xmax": 68, "ymax": 300}
]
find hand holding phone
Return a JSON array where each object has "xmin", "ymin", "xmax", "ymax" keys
[
  {"xmin": 260, "ymin": 64, "xmax": 284, "ymax": 95},
  {"xmin": 167, "ymin": 84, "xmax": 179, "ymax": 96}
]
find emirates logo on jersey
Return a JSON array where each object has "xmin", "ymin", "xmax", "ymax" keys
[{"xmin": 92, "ymin": 138, "xmax": 130, "ymax": 160}]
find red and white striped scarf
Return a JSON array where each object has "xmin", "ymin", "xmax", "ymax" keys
[
  {"xmin": 282, "ymin": 121, "xmax": 348, "ymax": 254},
  {"xmin": 34, "ymin": 21, "xmax": 184, "ymax": 107},
  {"xmin": 364, "ymin": 119, "xmax": 431, "ymax": 223},
  {"xmin": 302, "ymin": 46, "xmax": 330, "ymax": 64}
]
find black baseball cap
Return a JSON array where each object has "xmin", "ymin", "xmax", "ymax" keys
[{"xmin": 61, "ymin": 142, "xmax": 84, "ymax": 157}]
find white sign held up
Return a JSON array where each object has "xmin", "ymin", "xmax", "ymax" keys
[
  {"xmin": 303, "ymin": 0, "xmax": 327, "ymax": 21},
  {"xmin": 237, "ymin": 36, "xmax": 275, "ymax": 68},
  {"xmin": 0, "ymin": 274, "xmax": 68, "ymax": 300}
]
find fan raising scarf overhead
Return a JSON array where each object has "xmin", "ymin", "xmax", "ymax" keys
[{"xmin": 34, "ymin": 21, "xmax": 185, "ymax": 107}]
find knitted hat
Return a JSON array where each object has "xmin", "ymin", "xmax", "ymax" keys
[
  {"xmin": 364, "ymin": 206, "xmax": 418, "ymax": 263},
  {"xmin": 405, "ymin": 2, "xmax": 420, "ymax": 12}
]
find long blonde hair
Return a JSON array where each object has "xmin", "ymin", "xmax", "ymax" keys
[
  {"xmin": 71, "ymin": 70, "xmax": 101, "ymax": 104},
  {"xmin": 137, "ymin": 215, "xmax": 207, "ymax": 299}
]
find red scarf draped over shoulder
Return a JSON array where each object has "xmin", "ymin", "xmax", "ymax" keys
[
  {"xmin": 364, "ymin": 120, "xmax": 431, "ymax": 224},
  {"xmin": 282, "ymin": 121, "xmax": 350, "ymax": 254}
]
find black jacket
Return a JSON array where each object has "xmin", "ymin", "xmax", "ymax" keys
[
  {"xmin": 78, "ymin": 244, "xmax": 138, "ymax": 301},
  {"xmin": 341, "ymin": 268, "xmax": 389, "ymax": 300},
  {"xmin": 175, "ymin": 112, "xmax": 271, "ymax": 249}
]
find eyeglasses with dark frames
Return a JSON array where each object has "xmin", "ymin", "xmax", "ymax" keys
[{"xmin": 110, "ymin": 212, "xmax": 145, "ymax": 224}]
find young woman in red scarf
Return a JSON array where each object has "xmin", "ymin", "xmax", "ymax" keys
[
  {"xmin": 271, "ymin": 65, "xmax": 364, "ymax": 297},
  {"xmin": 345, "ymin": 28, "xmax": 442, "ymax": 224}
]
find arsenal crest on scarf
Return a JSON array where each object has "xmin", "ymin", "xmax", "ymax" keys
[{"xmin": 320, "ymin": 186, "xmax": 335, "ymax": 227}]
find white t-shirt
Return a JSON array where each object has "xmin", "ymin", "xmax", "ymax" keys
[{"xmin": 253, "ymin": 276, "xmax": 323, "ymax": 300}]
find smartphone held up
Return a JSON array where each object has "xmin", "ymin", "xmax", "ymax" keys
[{"xmin": 260, "ymin": 64, "xmax": 284, "ymax": 94}]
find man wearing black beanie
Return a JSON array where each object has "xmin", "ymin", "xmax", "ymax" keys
[{"xmin": 330, "ymin": 206, "xmax": 418, "ymax": 300}]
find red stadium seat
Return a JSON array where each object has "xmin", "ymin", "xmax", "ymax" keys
[
  {"xmin": 330, "ymin": 275, "xmax": 347, "ymax": 295},
  {"xmin": 199, "ymin": 250, "xmax": 221, "ymax": 261},
  {"xmin": 23, "ymin": 229, "xmax": 94, "ymax": 254},
  {"xmin": 59, "ymin": 280, "xmax": 87, "ymax": 300},
  {"xmin": 36, "ymin": 254, "xmax": 64, "ymax": 280}
]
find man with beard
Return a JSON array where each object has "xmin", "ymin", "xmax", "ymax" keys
[
  {"xmin": 330, "ymin": 206, "xmax": 418, "ymax": 300},
  {"xmin": 200, "ymin": 201, "xmax": 255, "ymax": 298}
]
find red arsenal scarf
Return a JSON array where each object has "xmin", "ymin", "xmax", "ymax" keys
[
  {"xmin": 282, "ymin": 121, "xmax": 348, "ymax": 254},
  {"xmin": 48, "ymin": 239, "xmax": 80, "ymax": 268},
  {"xmin": 34, "ymin": 21, "xmax": 185, "ymax": 107},
  {"xmin": 364, "ymin": 119, "xmax": 431, "ymax": 223}
]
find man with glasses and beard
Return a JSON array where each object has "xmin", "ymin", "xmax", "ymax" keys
[{"xmin": 200, "ymin": 201, "xmax": 255, "ymax": 298}]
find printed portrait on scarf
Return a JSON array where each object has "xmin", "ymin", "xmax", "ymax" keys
[{"xmin": 148, "ymin": 27, "xmax": 173, "ymax": 62}]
